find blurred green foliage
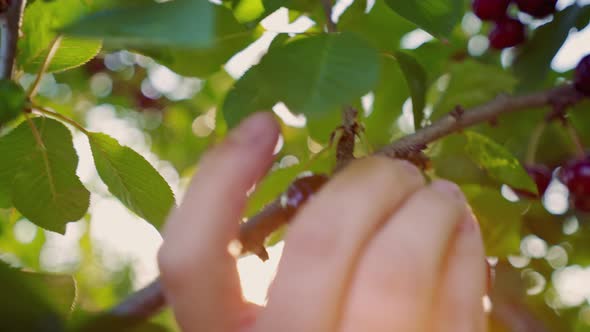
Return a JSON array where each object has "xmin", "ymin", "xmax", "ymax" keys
[{"xmin": 0, "ymin": 0, "xmax": 590, "ymax": 330}]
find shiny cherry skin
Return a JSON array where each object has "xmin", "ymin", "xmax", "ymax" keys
[
  {"xmin": 559, "ymin": 159, "xmax": 590, "ymax": 197},
  {"xmin": 574, "ymin": 54, "xmax": 590, "ymax": 96},
  {"xmin": 472, "ymin": 0, "xmax": 511, "ymax": 21},
  {"xmin": 571, "ymin": 195, "xmax": 590, "ymax": 213},
  {"xmin": 283, "ymin": 174, "xmax": 329, "ymax": 211},
  {"xmin": 514, "ymin": 165, "xmax": 553, "ymax": 198},
  {"xmin": 515, "ymin": 0, "xmax": 557, "ymax": 18},
  {"xmin": 489, "ymin": 18, "xmax": 526, "ymax": 49}
]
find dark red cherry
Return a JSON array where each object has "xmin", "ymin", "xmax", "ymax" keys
[
  {"xmin": 283, "ymin": 174, "xmax": 329, "ymax": 211},
  {"xmin": 0, "ymin": 0, "xmax": 11, "ymax": 12},
  {"xmin": 489, "ymin": 18, "xmax": 526, "ymax": 49},
  {"xmin": 559, "ymin": 159, "xmax": 590, "ymax": 197},
  {"xmin": 514, "ymin": 165, "xmax": 552, "ymax": 198},
  {"xmin": 515, "ymin": 0, "xmax": 557, "ymax": 18},
  {"xmin": 472, "ymin": 0, "xmax": 511, "ymax": 21},
  {"xmin": 574, "ymin": 54, "xmax": 590, "ymax": 96},
  {"xmin": 135, "ymin": 92, "xmax": 163, "ymax": 111},
  {"xmin": 571, "ymin": 195, "xmax": 590, "ymax": 213},
  {"xmin": 85, "ymin": 57, "xmax": 107, "ymax": 75}
]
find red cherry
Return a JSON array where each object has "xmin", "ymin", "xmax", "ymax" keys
[
  {"xmin": 571, "ymin": 195, "xmax": 590, "ymax": 213},
  {"xmin": 559, "ymin": 159, "xmax": 590, "ymax": 197},
  {"xmin": 574, "ymin": 54, "xmax": 590, "ymax": 96},
  {"xmin": 85, "ymin": 57, "xmax": 106, "ymax": 75},
  {"xmin": 514, "ymin": 165, "xmax": 552, "ymax": 198},
  {"xmin": 515, "ymin": 0, "xmax": 557, "ymax": 18},
  {"xmin": 283, "ymin": 174, "xmax": 329, "ymax": 211},
  {"xmin": 135, "ymin": 92, "xmax": 163, "ymax": 111},
  {"xmin": 0, "ymin": 0, "xmax": 11, "ymax": 12},
  {"xmin": 472, "ymin": 0, "xmax": 511, "ymax": 21},
  {"xmin": 489, "ymin": 18, "xmax": 526, "ymax": 49}
]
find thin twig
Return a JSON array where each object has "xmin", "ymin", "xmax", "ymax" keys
[
  {"xmin": 320, "ymin": 0, "xmax": 337, "ymax": 33},
  {"xmin": 27, "ymin": 35, "xmax": 63, "ymax": 98},
  {"xmin": 564, "ymin": 120, "xmax": 586, "ymax": 159},
  {"xmin": 33, "ymin": 104, "xmax": 89, "ymax": 134},
  {"xmin": 0, "ymin": 0, "xmax": 26, "ymax": 80},
  {"xmin": 108, "ymin": 83, "xmax": 585, "ymax": 327},
  {"xmin": 378, "ymin": 85, "xmax": 581, "ymax": 158},
  {"xmin": 525, "ymin": 121, "xmax": 546, "ymax": 165},
  {"xmin": 335, "ymin": 106, "xmax": 359, "ymax": 171}
]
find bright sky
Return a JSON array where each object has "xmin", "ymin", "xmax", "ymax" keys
[{"xmin": 10, "ymin": 0, "xmax": 590, "ymax": 309}]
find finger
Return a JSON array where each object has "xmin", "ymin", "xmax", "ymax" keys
[
  {"xmin": 430, "ymin": 212, "xmax": 487, "ymax": 332},
  {"xmin": 158, "ymin": 112, "xmax": 280, "ymax": 332},
  {"xmin": 340, "ymin": 180, "xmax": 467, "ymax": 332},
  {"xmin": 255, "ymin": 157, "xmax": 425, "ymax": 332}
]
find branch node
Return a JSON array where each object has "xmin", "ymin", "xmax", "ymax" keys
[{"xmin": 450, "ymin": 105, "xmax": 465, "ymax": 120}]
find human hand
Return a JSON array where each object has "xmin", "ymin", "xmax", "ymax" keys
[{"xmin": 157, "ymin": 112, "xmax": 487, "ymax": 332}]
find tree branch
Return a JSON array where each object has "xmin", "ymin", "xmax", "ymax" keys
[
  {"xmin": 108, "ymin": 199, "xmax": 294, "ymax": 322},
  {"xmin": 335, "ymin": 106, "xmax": 358, "ymax": 171},
  {"xmin": 377, "ymin": 84, "xmax": 582, "ymax": 159},
  {"xmin": 320, "ymin": 0, "xmax": 337, "ymax": 33},
  {"xmin": 107, "ymin": 83, "xmax": 584, "ymax": 327},
  {"xmin": 0, "ymin": 0, "xmax": 25, "ymax": 80}
]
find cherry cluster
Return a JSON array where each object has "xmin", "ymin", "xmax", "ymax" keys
[
  {"xmin": 513, "ymin": 56, "xmax": 590, "ymax": 211},
  {"xmin": 472, "ymin": 0, "xmax": 557, "ymax": 49}
]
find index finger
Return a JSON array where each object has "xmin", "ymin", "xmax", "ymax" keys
[{"xmin": 158, "ymin": 112, "xmax": 280, "ymax": 332}]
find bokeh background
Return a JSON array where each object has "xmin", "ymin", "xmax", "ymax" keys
[{"xmin": 2, "ymin": 0, "xmax": 590, "ymax": 330}]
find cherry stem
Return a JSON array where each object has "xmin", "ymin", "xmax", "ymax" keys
[
  {"xmin": 525, "ymin": 121, "xmax": 546, "ymax": 165},
  {"xmin": 564, "ymin": 120, "xmax": 586, "ymax": 159},
  {"xmin": 27, "ymin": 35, "xmax": 62, "ymax": 98},
  {"xmin": 320, "ymin": 0, "xmax": 337, "ymax": 33},
  {"xmin": 33, "ymin": 104, "xmax": 89, "ymax": 134}
]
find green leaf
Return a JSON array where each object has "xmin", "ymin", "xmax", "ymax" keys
[
  {"xmin": 233, "ymin": 0, "xmax": 265, "ymax": 23},
  {"xmin": 64, "ymin": 1, "xmax": 251, "ymax": 78},
  {"xmin": 339, "ymin": 0, "xmax": 416, "ymax": 51},
  {"xmin": 20, "ymin": 272, "xmax": 77, "ymax": 316},
  {"xmin": 64, "ymin": 0, "xmax": 225, "ymax": 50},
  {"xmin": 363, "ymin": 56, "xmax": 408, "ymax": 147},
  {"xmin": 89, "ymin": 133, "xmax": 175, "ymax": 229},
  {"xmin": 23, "ymin": 37, "xmax": 102, "ymax": 74},
  {"xmin": 391, "ymin": 51, "xmax": 427, "ymax": 130},
  {"xmin": 0, "ymin": 262, "xmax": 68, "ymax": 331},
  {"xmin": 431, "ymin": 60, "xmax": 517, "ymax": 120},
  {"xmin": 138, "ymin": 22, "xmax": 251, "ymax": 78},
  {"xmin": 0, "ymin": 80, "xmax": 26, "ymax": 126},
  {"xmin": 462, "ymin": 185, "xmax": 523, "ymax": 257},
  {"xmin": 383, "ymin": 0, "xmax": 463, "ymax": 38},
  {"xmin": 0, "ymin": 118, "xmax": 90, "ymax": 233},
  {"xmin": 464, "ymin": 131, "xmax": 537, "ymax": 193},
  {"xmin": 263, "ymin": 0, "xmax": 317, "ymax": 13},
  {"xmin": 18, "ymin": 0, "xmax": 105, "ymax": 73},
  {"xmin": 223, "ymin": 33, "xmax": 380, "ymax": 130},
  {"xmin": 431, "ymin": 135, "xmax": 493, "ymax": 186},
  {"xmin": 513, "ymin": 4, "xmax": 590, "ymax": 91}
]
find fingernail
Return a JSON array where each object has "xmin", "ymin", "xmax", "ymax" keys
[
  {"xmin": 230, "ymin": 112, "xmax": 275, "ymax": 144},
  {"xmin": 398, "ymin": 160, "xmax": 421, "ymax": 176},
  {"xmin": 431, "ymin": 180, "xmax": 465, "ymax": 201}
]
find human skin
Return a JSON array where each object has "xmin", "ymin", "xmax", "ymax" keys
[{"xmin": 157, "ymin": 112, "xmax": 488, "ymax": 332}]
